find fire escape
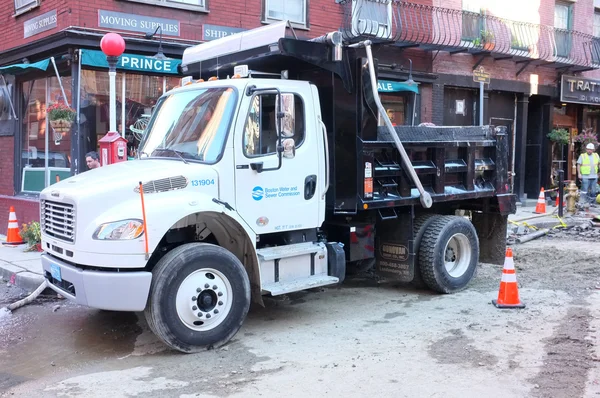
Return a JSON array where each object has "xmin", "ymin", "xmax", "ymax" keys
[{"xmin": 338, "ymin": 0, "xmax": 600, "ymax": 75}]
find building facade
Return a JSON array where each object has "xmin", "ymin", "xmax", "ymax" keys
[
  {"xmin": 1, "ymin": 0, "xmax": 600, "ymax": 232},
  {"xmin": 0, "ymin": 0, "xmax": 345, "ymax": 231}
]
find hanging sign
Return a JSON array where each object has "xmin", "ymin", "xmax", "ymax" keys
[
  {"xmin": 377, "ymin": 79, "xmax": 419, "ymax": 94},
  {"xmin": 473, "ymin": 66, "xmax": 491, "ymax": 84},
  {"xmin": 560, "ymin": 75, "xmax": 600, "ymax": 105},
  {"xmin": 81, "ymin": 50, "xmax": 181, "ymax": 75}
]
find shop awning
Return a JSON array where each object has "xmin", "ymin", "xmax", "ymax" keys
[
  {"xmin": 0, "ymin": 58, "xmax": 51, "ymax": 75},
  {"xmin": 80, "ymin": 49, "xmax": 181, "ymax": 75},
  {"xmin": 0, "ymin": 56, "xmax": 69, "ymax": 119},
  {"xmin": 378, "ymin": 79, "xmax": 419, "ymax": 94}
]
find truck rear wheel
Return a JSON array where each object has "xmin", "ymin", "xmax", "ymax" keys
[
  {"xmin": 144, "ymin": 243, "xmax": 251, "ymax": 353},
  {"xmin": 418, "ymin": 216, "xmax": 479, "ymax": 293},
  {"xmin": 412, "ymin": 213, "xmax": 442, "ymax": 289}
]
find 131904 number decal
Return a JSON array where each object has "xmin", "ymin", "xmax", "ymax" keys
[{"xmin": 191, "ymin": 179, "xmax": 215, "ymax": 187}]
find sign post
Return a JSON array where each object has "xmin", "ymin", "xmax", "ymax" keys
[{"xmin": 473, "ymin": 66, "xmax": 491, "ymax": 126}]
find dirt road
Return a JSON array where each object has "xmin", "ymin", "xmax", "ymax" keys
[{"xmin": 1, "ymin": 238, "xmax": 599, "ymax": 397}]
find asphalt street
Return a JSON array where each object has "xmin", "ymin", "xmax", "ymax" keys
[{"xmin": 1, "ymin": 238, "xmax": 600, "ymax": 398}]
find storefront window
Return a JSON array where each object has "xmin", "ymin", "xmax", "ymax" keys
[
  {"xmin": 80, "ymin": 69, "xmax": 124, "ymax": 163},
  {"xmin": 378, "ymin": 94, "xmax": 406, "ymax": 127},
  {"xmin": 20, "ymin": 75, "xmax": 72, "ymax": 194},
  {"xmin": 0, "ymin": 77, "xmax": 15, "ymax": 123},
  {"xmin": 81, "ymin": 70, "xmax": 184, "ymax": 161},
  {"xmin": 584, "ymin": 106, "xmax": 600, "ymax": 133}
]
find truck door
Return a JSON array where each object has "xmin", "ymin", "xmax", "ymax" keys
[{"xmin": 233, "ymin": 82, "xmax": 321, "ymax": 235}]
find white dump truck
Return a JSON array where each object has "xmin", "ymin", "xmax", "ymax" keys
[{"xmin": 39, "ymin": 21, "xmax": 516, "ymax": 353}]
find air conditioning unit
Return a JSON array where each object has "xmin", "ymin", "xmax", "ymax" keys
[{"xmin": 350, "ymin": 0, "xmax": 392, "ymax": 40}]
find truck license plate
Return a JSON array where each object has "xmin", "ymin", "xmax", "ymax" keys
[{"xmin": 50, "ymin": 264, "xmax": 62, "ymax": 282}]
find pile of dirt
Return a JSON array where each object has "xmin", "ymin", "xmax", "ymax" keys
[{"xmin": 475, "ymin": 239, "xmax": 600, "ymax": 295}]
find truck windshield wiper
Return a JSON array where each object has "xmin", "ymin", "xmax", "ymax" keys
[{"xmin": 153, "ymin": 148, "xmax": 189, "ymax": 164}]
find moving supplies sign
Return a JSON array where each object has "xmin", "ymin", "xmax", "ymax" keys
[
  {"xmin": 98, "ymin": 10, "xmax": 180, "ymax": 37},
  {"xmin": 24, "ymin": 9, "xmax": 57, "ymax": 38}
]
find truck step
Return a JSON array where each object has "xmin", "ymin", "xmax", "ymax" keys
[
  {"xmin": 378, "ymin": 207, "xmax": 398, "ymax": 220},
  {"xmin": 262, "ymin": 275, "xmax": 340, "ymax": 296},
  {"xmin": 257, "ymin": 242, "xmax": 323, "ymax": 261},
  {"xmin": 377, "ymin": 178, "xmax": 398, "ymax": 188}
]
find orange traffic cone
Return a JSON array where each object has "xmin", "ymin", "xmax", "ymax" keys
[
  {"xmin": 534, "ymin": 188, "xmax": 546, "ymax": 214},
  {"xmin": 492, "ymin": 247, "xmax": 525, "ymax": 309},
  {"xmin": 2, "ymin": 206, "xmax": 24, "ymax": 246}
]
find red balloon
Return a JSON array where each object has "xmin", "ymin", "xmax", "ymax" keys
[{"xmin": 100, "ymin": 33, "xmax": 126, "ymax": 57}]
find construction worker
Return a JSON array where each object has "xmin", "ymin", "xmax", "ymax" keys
[{"xmin": 577, "ymin": 143, "xmax": 600, "ymax": 202}]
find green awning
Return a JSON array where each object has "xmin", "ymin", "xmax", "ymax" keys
[
  {"xmin": 378, "ymin": 79, "xmax": 419, "ymax": 94},
  {"xmin": 0, "ymin": 58, "xmax": 51, "ymax": 75},
  {"xmin": 80, "ymin": 49, "xmax": 181, "ymax": 75}
]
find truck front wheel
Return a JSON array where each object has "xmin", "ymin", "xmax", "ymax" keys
[
  {"xmin": 144, "ymin": 243, "xmax": 251, "ymax": 353},
  {"xmin": 418, "ymin": 216, "xmax": 479, "ymax": 294}
]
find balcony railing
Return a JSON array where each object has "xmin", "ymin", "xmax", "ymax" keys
[{"xmin": 340, "ymin": 0, "xmax": 600, "ymax": 71}]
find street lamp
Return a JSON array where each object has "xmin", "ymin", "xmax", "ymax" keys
[{"xmin": 100, "ymin": 32, "xmax": 126, "ymax": 133}]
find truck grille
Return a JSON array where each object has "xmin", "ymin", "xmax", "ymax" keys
[{"xmin": 41, "ymin": 200, "xmax": 76, "ymax": 243}]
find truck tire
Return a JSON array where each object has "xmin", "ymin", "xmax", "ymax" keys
[
  {"xmin": 144, "ymin": 242, "xmax": 251, "ymax": 353},
  {"xmin": 418, "ymin": 216, "xmax": 479, "ymax": 294},
  {"xmin": 412, "ymin": 213, "xmax": 442, "ymax": 289}
]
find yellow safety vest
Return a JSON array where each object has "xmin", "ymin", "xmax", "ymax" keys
[{"xmin": 580, "ymin": 152, "xmax": 600, "ymax": 175}]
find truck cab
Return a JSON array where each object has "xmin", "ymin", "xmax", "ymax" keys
[{"xmin": 39, "ymin": 21, "xmax": 516, "ymax": 353}]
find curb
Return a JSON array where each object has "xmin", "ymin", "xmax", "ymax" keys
[
  {"xmin": 0, "ymin": 235, "xmax": 45, "ymax": 294},
  {"xmin": 0, "ymin": 261, "xmax": 45, "ymax": 294}
]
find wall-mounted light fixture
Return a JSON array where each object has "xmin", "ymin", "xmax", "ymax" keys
[{"xmin": 145, "ymin": 26, "xmax": 167, "ymax": 60}]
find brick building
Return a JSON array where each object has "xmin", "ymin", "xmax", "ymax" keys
[
  {"xmin": 0, "ymin": 0, "xmax": 347, "ymax": 232},
  {"xmin": 1, "ymin": 0, "xmax": 600, "ymax": 233}
]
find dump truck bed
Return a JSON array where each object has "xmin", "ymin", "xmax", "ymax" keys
[{"xmin": 179, "ymin": 30, "xmax": 514, "ymax": 216}]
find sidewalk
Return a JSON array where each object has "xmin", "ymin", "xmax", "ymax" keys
[{"xmin": 0, "ymin": 235, "xmax": 45, "ymax": 293}]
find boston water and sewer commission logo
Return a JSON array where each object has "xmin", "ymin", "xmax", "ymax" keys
[{"xmin": 252, "ymin": 186, "xmax": 264, "ymax": 201}]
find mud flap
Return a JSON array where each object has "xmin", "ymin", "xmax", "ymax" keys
[
  {"xmin": 326, "ymin": 242, "xmax": 346, "ymax": 283},
  {"xmin": 472, "ymin": 212, "xmax": 508, "ymax": 266},
  {"xmin": 375, "ymin": 212, "xmax": 415, "ymax": 282}
]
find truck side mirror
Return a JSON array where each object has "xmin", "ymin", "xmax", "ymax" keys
[{"xmin": 282, "ymin": 138, "xmax": 296, "ymax": 159}]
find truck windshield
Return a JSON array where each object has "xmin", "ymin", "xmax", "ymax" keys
[{"xmin": 139, "ymin": 87, "xmax": 238, "ymax": 163}]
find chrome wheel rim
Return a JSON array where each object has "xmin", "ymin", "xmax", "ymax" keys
[
  {"xmin": 443, "ymin": 233, "xmax": 471, "ymax": 278},
  {"xmin": 175, "ymin": 268, "xmax": 233, "ymax": 332}
]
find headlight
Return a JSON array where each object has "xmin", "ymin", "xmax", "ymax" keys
[{"xmin": 93, "ymin": 219, "xmax": 144, "ymax": 240}]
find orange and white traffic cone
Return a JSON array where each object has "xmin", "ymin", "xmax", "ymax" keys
[
  {"xmin": 2, "ymin": 206, "xmax": 24, "ymax": 246},
  {"xmin": 534, "ymin": 188, "xmax": 546, "ymax": 214},
  {"xmin": 492, "ymin": 247, "xmax": 525, "ymax": 309}
]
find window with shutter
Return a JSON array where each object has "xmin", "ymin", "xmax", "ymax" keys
[{"xmin": 264, "ymin": 0, "xmax": 307, "ymax": 27}]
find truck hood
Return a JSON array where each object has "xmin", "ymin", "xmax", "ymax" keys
[{"xmin": 40, "ymin": 159, "xmax": 216, "ymax": 202}]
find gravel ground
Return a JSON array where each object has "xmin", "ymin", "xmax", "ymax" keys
[{"xmin": 0, "ymin": 237, "xmax": 599, "ymax": 398}]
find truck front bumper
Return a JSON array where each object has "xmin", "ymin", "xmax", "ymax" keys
[{"xmin": 41, "ymin": 253, "xmax": 152, "ymax": 311}]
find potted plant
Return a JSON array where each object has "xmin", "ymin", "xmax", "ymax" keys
[
  {"xmin": 19, "ymin": 221, "xmax": 42, "ymax": 252},
  {"xmin": 547, "ymin": 128, "xmax": 570, "ymax": 146},
  {"xmin": 481, "ymin": 30, "xmax": 494, "ymax": 51},
  {"xmin": 573, "ymin": 128, "xmax": 600, "ymax": 150},
  {"xmin": 47, "ymin": 102, "xmax": 76, "ymax": 143},
  {"xmin": 547, "ymin": 128, "xmax": 570, "ymax": 187}
]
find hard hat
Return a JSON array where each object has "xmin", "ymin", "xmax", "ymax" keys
[{"xmin": 587, "ymin": 143, "xmax": 595, "ymax": 150}]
